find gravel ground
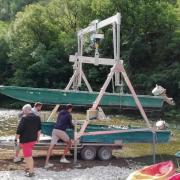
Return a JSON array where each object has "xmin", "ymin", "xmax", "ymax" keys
[{"xmin": 0, "ymin": 165, "xmax": 141, "ymax": 180}]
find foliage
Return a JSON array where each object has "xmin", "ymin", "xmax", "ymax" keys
[
  {"xmin": 0, "ymin": 0, "xmax": 179, "ymax": 115},
  {"xmin": 0, "ymin": 21, "xmax": 11, "ymax": 84},
  {"xmin": 0, "ymin": 0, "xmax": 40, "ymax": 20}
]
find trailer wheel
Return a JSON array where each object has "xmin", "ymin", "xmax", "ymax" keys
[
  {"xmin": 97, "ymin": 147, "xmax": 112, "ymax": 161},
  {"xmin": 80, "ymin": 146, "xmax": 96, "ymax": 160}
]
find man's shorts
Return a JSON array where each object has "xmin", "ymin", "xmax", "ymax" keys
[
  {"xmin": 51, "ymin": 129, "xmax": 70, "ymax": 145},
  {"xmin": 20, "ymin": 141, "xmax": 36, "ymax": 158}
]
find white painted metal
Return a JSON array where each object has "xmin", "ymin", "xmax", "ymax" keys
[
  {"xmin": 92, "ymin": 64, "xmax": 116, "ymax": 110},
  {"xmin": 90, "ymin": 33, "xmax": 104, "ymax": 40},
  {"xmin": 47, "ymin": 104, "xmax": 59, "ymax": 122},
  {"xmin": 78, "ymin": 37, "xmax": 84, "ymax": 87},
  {"xmin": 90, "ymin": 61, "xmax": 151, "ymax": 128},
  {"xmin": 65, "ymin": 68, "xmax": 79, "ymax": 91},
  {"xmin": 76, "ymin": 12, "xmax": 152, "ymax": 137},
  {"xmin": 69, "ymin": 55, "xmax": 123, "ymax": 66},
  {"xmin": 48, "ymin": 12, "xmax": 157, "ymax": 164},
  {"xmin": 81, "ymin": 71, "xmax": 93, "ymax": 92},
  {"xmin": 113, "ymin": 23, "xmax": 117, "ymax": 60},
  {"xmin": 78, "ymin": 13, "xmax": 120, "ymax": 36},
  {"xmin": 115, "ymin": 13, "xmax": 121, "ymax": 86},
  {"xmin": 121, "ymin": 68, "xmax": 151, "ymax": 128}
]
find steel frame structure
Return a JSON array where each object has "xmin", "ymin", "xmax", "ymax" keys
[
  {"xmin": 47, "ymin": 12, "xmax": 157, "ymax": 164},
  {"xmin": 70, "ymin": 13, "xmax": 152, "ymax": 140}
]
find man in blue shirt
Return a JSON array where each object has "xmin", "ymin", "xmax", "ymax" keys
[{"xmin": 44, "ymin": 104, "xmax": 74, "ymax": 168}]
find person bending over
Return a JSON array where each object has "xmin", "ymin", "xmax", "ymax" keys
[{"xmin": 45, "ymin": 104, "xmax": 74, "ymax": 168}]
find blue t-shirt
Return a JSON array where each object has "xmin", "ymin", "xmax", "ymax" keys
[{"xmin": 54, "ymin": 110, "xmax": 74, "ymax": 131}]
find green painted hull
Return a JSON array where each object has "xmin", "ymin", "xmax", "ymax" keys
[
  {"xmin": 0, "ymin": 86, "xmax": 164, "ymax": 108},
  {"xmin": 41, "ymin": 122, "xmax": 171, "ymax": 143}
]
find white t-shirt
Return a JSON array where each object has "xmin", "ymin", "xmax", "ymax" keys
[{"xmin": 31, "ymin": 107, "xmax": 40, "ymax": 116}]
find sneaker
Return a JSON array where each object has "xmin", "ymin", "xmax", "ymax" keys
[
  {"xmin": 25, "ymin": 172, "xmax": 35, "ymax": 177},
  {"xmin": 44, "ymin": 163, "xmax": 54, "ymax": 169},
  {"xmin": 60, "ymin": 157, "xmax": 70, "ymax": 163},
  {"xmin": 13, "ymin": 157, "xmax": 22, "ymax": 163}
]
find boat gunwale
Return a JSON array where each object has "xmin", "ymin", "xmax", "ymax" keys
[{"xmin": 0, "ymin": 85, "xmax": 164, "ymax": 99}]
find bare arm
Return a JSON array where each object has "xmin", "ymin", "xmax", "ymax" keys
[
  {"xmin": 69, "ymin": 114, "xmax": 74, "ymax": 129},
  {"xmin": 15, "ymin": 117, "xmax": 25, "ymax": 141},
  {"xmin": 15, "ymin": 134, "xmax": 20, "ymax": 141},
  {"xmin": 37, "ymin": 117, "xmax": 41, "ymax": 142},
  {"xmin": 37, "ymin": 130, "xmax": 41, "ymax": 142}
]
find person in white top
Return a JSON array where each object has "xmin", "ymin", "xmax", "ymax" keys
[{"xmin": 31, "ymin": 102, "xmax": 43, "ymax": 116}]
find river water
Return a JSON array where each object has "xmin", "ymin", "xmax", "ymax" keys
[
  {"xmin": 0, "ymin": 109, "xmax": 179, "ymax": 137},
  {"xmin": 0, "ymin": 109, "xmax": 51, "ymax": 137}
]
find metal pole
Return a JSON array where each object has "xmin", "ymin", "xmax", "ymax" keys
[
  {"xmin": 116, "ymin": 13, "xmax": 121, "ymax": 61},
  {"xmin": 113, "ymin": 23, "xmax": 117, "ymax": 60},
  {"xmin": 152, "ymin": 131, "xmax": 156, "ymax": 164},
  {"xmin": 78, "ymin": 36, "xmax": 83, "ymax": 87},
  {"xmin": 74, "ymin": 120, "xmax": 77, "ymax": 164},
  {"xmin": 121, "ymin": 69, "xmax": 151, "ymax": 128},
  {"xmin": 92, "ymin": 65, "xmax": 115, "ymax": 110}
]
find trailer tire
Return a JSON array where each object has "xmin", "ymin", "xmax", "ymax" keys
[
  {"xmin": 97, "ymin": 146, "xmax": 112, "ymax": 161},
  {"xmin": 80, "ymin": 146, "xmax": 96, "ymax": 160}
]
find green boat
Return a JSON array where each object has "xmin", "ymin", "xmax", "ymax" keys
[
  {"xmin": 41, "ymin": 122, "xmax": 171, "ymax": 143},
  {"xmin": 0, "ymin": 85, "xmax": 164, "ymax": 109}
]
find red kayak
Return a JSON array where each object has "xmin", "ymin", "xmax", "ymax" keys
[
  {"xmin": 168, "ymin": 173, "xmax": 180, "ymax": 180},
  {"xmin": 127, "ymin": 161, "xmax": 175, "ymax": 180}
]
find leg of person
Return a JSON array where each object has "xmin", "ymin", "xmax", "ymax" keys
[
  {"xmin": 13, "ymin": 148, "xmax": 22, "ymax": 163},
  {"xmin": 25, "ymin": 156, "xmax": 34, "ymax": 176},
  {"xmin": 21, "ymin": 142, "xmax": 36, "ymax": 177},
  {"xmin": 62, "ymin": 140, "xmax": 72, "ymax": 159},
  {"xmin": 44, "ymin": 129, "xmax": 59, "ymax": 168},
  {"xmin": 58, "ymin": 130, "xmax": 71, "ymax": 163},
  {"xmin": 44, "ymin": 144, "xmax": 55, "ymax": 168},
  {"xmin": 20, "ymin": 144, "xmax": 29, "ymax": 170}
]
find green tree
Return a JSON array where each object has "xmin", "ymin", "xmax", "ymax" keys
[
  {"xmin": 0, "ymin": 21, "xmax": 11, "ymax": 84},
  {"xmin": 0, "ymin": 0, "xmax": 39, "ymax": 20},
  {"xmin": 8, "ymin": 4, "xmax": 71, "ymax": 88}
]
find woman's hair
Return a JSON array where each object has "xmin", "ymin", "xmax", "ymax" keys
[{"xmin": 22, "ymin": 104, "xmax": 32, "ymax": 114}]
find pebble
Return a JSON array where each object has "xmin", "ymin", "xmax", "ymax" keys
[{"xmin": 0, "ymin": 165, "xmax": 142, "ymax": 180}]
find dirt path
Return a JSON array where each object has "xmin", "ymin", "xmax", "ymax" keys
[
  {"xmin": 0, "ymin": 148, "xmax": 166, "ymax": 172},
  {"xmin": 0, "ymin": 149, "xmax": 143, "ymax": 171}
]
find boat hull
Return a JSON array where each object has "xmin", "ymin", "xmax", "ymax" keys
[
  {"xmin": 168, "ymin": 173, "xmax": 180, "ymax": 180},
  {"xmin": 127, "ymin": 161, "xmax": 175, "ymax": 180},
  {"xmin": 41, "ymin": 122, "xmax": 171, "ymax": 144},
  {"xmin": 0, "ymin": 86, "xmax": 164, "ymax": 109}
]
